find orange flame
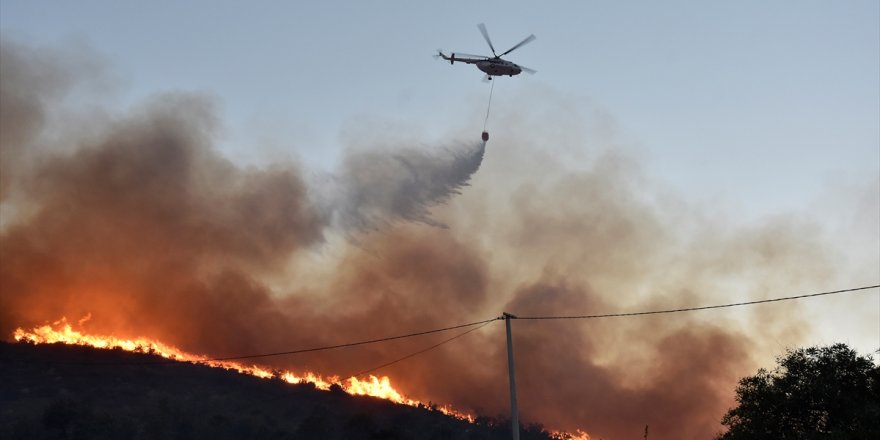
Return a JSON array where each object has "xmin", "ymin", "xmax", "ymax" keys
[
  {"xmin": 549, "ymin": 429, "xmax": 592, "ymax": 440},
  {"xmin": 12, "ymin": 317, "xmax": 473, "ymax": 419},
  {"xmin": 12, "ymin": 316, "xmax": 592, "ymax": 438}
]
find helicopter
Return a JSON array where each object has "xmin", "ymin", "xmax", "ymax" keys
[{"xmin": 435, "ymin": 23, "xmax": 536, "ymax": 80}]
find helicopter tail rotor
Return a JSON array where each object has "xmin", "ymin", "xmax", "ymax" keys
[{"xmin": 433, "ymin": 50, "xmax": 457, "ymax": 64}]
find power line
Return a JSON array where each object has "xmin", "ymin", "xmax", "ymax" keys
[
  {"xmin": 203, "ymin": 317, "xmax": 503, "ymax": 362},
  {"xmin": 12, "ymin": 285, "xmax": 877, "ymax": 367},
  {"xmin": 171, "ymin": 284, "xmax": 880, "ymax": 364},
  {"xmin": 510, "ymin": 285, "xmax": 880, "ymax": 320},
  {"xmin": 351, "ymin": 320, "xmax": 495, "ymax": 378}
]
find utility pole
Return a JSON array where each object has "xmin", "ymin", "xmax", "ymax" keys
[{"xmin": 503, "ymin": 312, "xmax": 520, "ymax": 440}]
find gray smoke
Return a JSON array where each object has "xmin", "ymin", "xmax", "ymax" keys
[
  {"xmin": 0, "ymin": 37, "xmax": 488, "ymax": 347},
  {"xmin": 2, "ymin": 36, "xmax": 865, "ymax": 440}
]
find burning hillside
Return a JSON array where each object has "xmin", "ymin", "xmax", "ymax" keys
[
  {"xmin": 12, "ymin": 317, "xmax": 472, "ymax": 421},
  {"xmin": 1, "ymin": 37, "xmax": 859, "ymax": 439},
  {"xmin": 1, "ymin": 341, "xmax": 576, "ymax": 440},
  {"xmin": 10, "ymin": 318, "xmax": 595, "ymax": 439}
]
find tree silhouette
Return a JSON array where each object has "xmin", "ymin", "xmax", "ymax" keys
[{"xmin": 716, "ymin": 343, "xmax": 879, "ymax": 439}]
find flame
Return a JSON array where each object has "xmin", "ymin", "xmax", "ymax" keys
[
  {"xmin": 12, "ymin": 316, "xmax": 593, "ymax": 437},
  {"xmin": 12, "ymin": 317, "xmax": 473, "ymax": 418},
  {"xmin": 549, "ymin": 429, "xmax": 592, "ymax": 440}
]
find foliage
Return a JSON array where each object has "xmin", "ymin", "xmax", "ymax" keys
[{"xmin": 716, "ymin": 343, "xmax": 880, "ymax": 440}]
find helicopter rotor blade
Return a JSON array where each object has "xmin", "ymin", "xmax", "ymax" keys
[
  {"xmin": 477, "ymin": 23, "xmax": 497, "ymax": 57},
  {"xmin": 500, "ymin": 34, "xmax": 536, "ymax": 57}
]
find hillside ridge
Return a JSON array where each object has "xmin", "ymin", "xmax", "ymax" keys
[{"xmin": 0, "ymin": 342, "xmax": 556, "ymax": 439}]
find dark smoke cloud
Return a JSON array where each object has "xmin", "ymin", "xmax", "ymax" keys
[
  {"xmin": 0, "ymin": 38, "xmax": 844, "ymax": 439},
  {"xmin": 0, "ymin": 39, "xmax": 109, "ymax": 201},
  {"xmin": 0, "ymin": 40, "xmax": 65, "ymax": 199},
  {"xmin": 0, "ymin": 37, "xmax": 485, "ymax": 349},
  {"xmin": 499, "ymin": 281, "xmax": 752, "ymax": 439},
  {"xmin": 0, "ymin": 89, "xmax": 321, "ymax": 348}
]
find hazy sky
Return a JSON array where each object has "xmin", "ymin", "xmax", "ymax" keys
[
  {"xmin": 3, "ymin": 1, "xmax": 877, "ymax": 211},
  {"xmin": 2, "ymin": 2, "xmax": 878, "ymax": 436}
]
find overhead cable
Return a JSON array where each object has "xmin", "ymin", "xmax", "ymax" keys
[
  {"xmin": 13, "ymin": 285, "xmax": 877, "ymax": 367},
  {"xmin": 351, "ymin": 320, "xmax": 495, "ymax": 378},
  {"xmin": 509, "ymin": 285, "xmax": 880, "ymax": 320},
  {"xmin": 209, "ymin": 317, "xmax": 502, "ymax": 362}
]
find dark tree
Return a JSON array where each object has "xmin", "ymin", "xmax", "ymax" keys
[{"xmin": 716, "ymin": 343, "xmax": 880, "ymax": 440}]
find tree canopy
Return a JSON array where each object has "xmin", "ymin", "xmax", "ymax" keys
[{"xmin": 717, "ymin": 343, "xmax": 880, "ymax": 439}]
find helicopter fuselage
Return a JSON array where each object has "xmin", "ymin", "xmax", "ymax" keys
[{"xmin": 476, "ymin": 59, "xmax": 522, "ymax": 77}]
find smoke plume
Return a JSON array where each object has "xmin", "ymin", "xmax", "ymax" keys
[{"xmin": 0, "ymin": 38, "xmax": 849, "ymax": 439}]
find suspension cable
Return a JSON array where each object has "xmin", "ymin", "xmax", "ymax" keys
[{"xmin": 483, "ymin": 79, "xmax": 495, "ymax": 131}]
